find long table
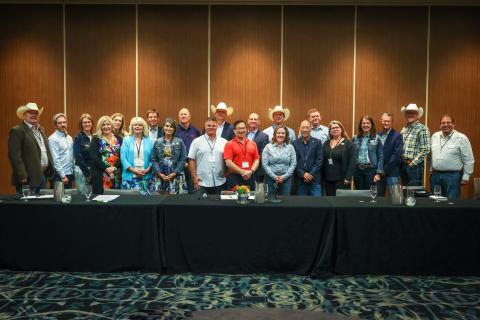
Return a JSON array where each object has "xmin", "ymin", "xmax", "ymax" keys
[{"xmin": 1, "ymin": 194, "xmax": 479, "ymax": 276}]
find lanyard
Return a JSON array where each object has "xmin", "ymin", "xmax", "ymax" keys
[
  {"xmin": 328, "ymin": 138, "xmax": 344, "ymax": 160},
  {"xmin": 235, "ymin": 138, "xmax": 248, "ymax": 157},
  {"xmin": 135, "ymin": 138, "xmax": 143, "ymax": 158},
  {"xmin": 31, "ymin": 127, "xmax": 43, "ymax": 142},
  {"xmin": 204, "ymin": 135, "xmax": 216, "ymax": 154},
  {"xmin": 440, "ymin": 131, "xmax": 454, "ymax": 151}
]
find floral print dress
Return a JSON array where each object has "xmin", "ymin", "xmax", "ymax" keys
[
  {"xmin": 151, "ymin": 140, "xmax": 187, "ymax": 194},
  {"xmin": 99, "ymin": 137, "xmax": 121, "ymax": 190}
]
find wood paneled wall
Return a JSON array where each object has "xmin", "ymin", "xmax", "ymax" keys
[
  {"xmin": 211, "ymin": 6, "xmax": 281, "ymax": 127},
  {"xmin": 1, "ymin": 4, "xmax": 479, "ymax": 196}
]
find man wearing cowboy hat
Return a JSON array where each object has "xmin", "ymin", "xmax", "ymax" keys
[
  {"xmin": 400, "ymin": 103, "xmax": 430, "ymax": 186},
  {"xmin": 8, "ymin": 102, "xmax": 54, "ymax": 194},
  {"xmin": 209, "ymin": 102, "xmax": 234, "ymax": 141},
  {"xmin": 263, "ymin": 105, "xmax": 296, "ymax": 142}
]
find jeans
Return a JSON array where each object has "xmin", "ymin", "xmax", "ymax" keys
[
  {"xmin": 378, "ymin": 176, "xmax": 399, "ymax": 196},
  {"xmin": 52, "ymin": 173, "xmax": 75, "ymax": 189},
  {"xmin": 430, "ymin": 171, "xmax": 462, "ymax": 199},
  {"xmin": 266, "ymin": 176, "xmax": 292, "ymax": 196},
  {"xmin": 296, "ymin": 180, "xmax": 322, "ymax": 197},
  {"xmin": 354, "ymin": 167, "xmax": 376, "ymax": 190},
  {"xmin": 401, "ymin": 162, "xmax": 424, "ymax": 186}
]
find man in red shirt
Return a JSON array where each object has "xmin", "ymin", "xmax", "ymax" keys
[{"xmin": 224, "ymin": 120, "xmax": 260, "ymax": 190}]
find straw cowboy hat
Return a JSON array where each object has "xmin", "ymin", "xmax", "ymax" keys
[
  {"xmin": 210, "ymin": 102, "xmax": 234, "ymax": 116},
  {"xmin": 16, "ymin": 102, "xmax": 43, "ymax": 120},
  {"xmin": 400, "ymin": 103, "xmax": 424, "ymax": 118},
  {"xmin": 268, "ymin": 105, "xmax": 291, "ymax": 122}
]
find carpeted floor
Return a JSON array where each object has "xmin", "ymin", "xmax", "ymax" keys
[{"xmin": 0, "ymin": 271, "xmax": 479, "ymax": 319}]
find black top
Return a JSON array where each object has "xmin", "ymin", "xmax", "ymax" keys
[
  {"xmin": 323, "ymin": 138, "xmax": 356, "ymax": 182},
  {"xmin": 73, "ymin": 131, "xmax": 92, "ymax": 178}
]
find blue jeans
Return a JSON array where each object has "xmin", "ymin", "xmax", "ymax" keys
[
  {"xmin": 378, "ymin": 176, "xmax": 399, "ymax": 196},
  {"xmin": 266, "ymin": 176, "xmax": 292, "ymax": 196},
  {"xmin": 296, "ymin": 180, "xmax": 322, "ymax": 197},
  {"xmin": 354, "ymin": 167, "xmax": 376, "ymax": 190},
  {"xmin": 401, "ymin": 162, "xmax": 424, "ymax": 186},
  {"xmin": 430, "ymin": 171, "xmax": 462, "ymax": 199}
]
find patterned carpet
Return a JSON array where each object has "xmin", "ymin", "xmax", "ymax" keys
[{"xmin": 0, "ymin": 271, "xmax": 479, "ymax": 319}]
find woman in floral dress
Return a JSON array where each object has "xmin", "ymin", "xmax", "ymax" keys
[{"xmin": 89, "ymin": 115, "xmax": 122, "ymax": 194}]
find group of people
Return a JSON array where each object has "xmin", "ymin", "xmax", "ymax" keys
[{"xmin": 8, "ymin": 101, "xmax": 475, "ymax": 199}]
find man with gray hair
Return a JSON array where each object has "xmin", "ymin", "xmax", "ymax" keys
[
  {"xmin": 48, "ymin": 113, "xmax": 74, "ymax": 189},
  {"xmin": 8, "ymin": 102, "xmax": 54, "ymax": 194},
  {"xmin": 378, "ymin": 112, "xmax": 403, "ymax": 196}
]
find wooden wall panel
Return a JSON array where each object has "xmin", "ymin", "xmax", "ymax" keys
[
  {"xmin": 0, "ymin": 5, "xmax": 63, "ymax": 193},
  {"xmin": 429, "ymin": 7, "xmax": 480, "ymax": 198},
  {"xmin": 211, "ymin": 6, "xmax": 281, "ymax": 130},
  {"xmin": 355, "ymin": 6, "xmax": 428, "ymax": 135},
  {"xmin": 138, "ymin": 5, "xmax": 208, "ymax": 130},
  {"xmin": 283, "ymin": 6, "xmax": 354, "ymax": 137},
  {"xmin": 66, "ymin": 5, "xmax": 136, "ymax": 130}
]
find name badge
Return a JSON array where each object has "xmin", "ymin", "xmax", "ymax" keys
[
  {"xmin": 134, "ymin": 159, "xmax": 143, "ymax": 167},
  {"xmin": 328, "ymin": 158, "xmax": 333, "ymax": 165},
  {"xmin": 242, "ymin": 161, "xmax": 249, "ymax": 169},
  {"xmin": 208, "ymin": 155, "xmax": 216, "ymax": 163}
]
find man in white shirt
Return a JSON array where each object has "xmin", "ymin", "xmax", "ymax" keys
[
  {"xmin": 263, "ymin": 105, "xmax": 295, "ymax": 141},
  {"xmin": 298, "ymin": 108, "xmax": 329, "ymax": 144},
  {"xmin": 146, "ymin": 109, "xmax": 161, "ymax": 141},
  {"xmin": 188, "ymin": 117, "xmax": 228, "ymax": 194},
  {"xmin": 48, "ymin": 113, "xmax": 75, "ymax": 189},
  {"xmin": 430, "ymin": 114, "xmax": 474, "ymax": 198}
]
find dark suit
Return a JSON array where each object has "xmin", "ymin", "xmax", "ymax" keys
[
  {"xmin": 250, "ymin": 130, "xmax": 270, "ymax": 181},
  {"xmin": 379, "ymin": 129, "xmax": 403, "ymax": 196},
  {"xmin": 8, "ymin": 122, "xmax": 54, "ymax": 190},
  {"xmin": 292, "ymin": 137, "xmax": 324, "ymax": 196}
]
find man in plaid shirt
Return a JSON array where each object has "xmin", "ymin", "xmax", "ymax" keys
[{"xmin": 400, "ymin": 103, "xmax": 431, "ymax": 186}]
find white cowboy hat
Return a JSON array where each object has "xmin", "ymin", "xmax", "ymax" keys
[
  {"xmin": 268, "ymin": 105, "xmax": 291, "ymax": 122},
  {"xmin": 16, "ymin": 102, "xmax": 43, "ymax": 119},
  {"xmin": 210, "ymin": 102, "xmax": 234, "ymax": 116},
  {"xmin": 400, "ymin": 103, "xmax": 424, "ymax": 118}
]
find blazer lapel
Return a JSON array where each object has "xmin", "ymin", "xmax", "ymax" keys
[{"xmin": 23, "ymin": 123, "xmax": 42, "ymax": 154}]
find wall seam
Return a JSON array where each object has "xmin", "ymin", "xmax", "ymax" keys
[
  {"xmin": 280, "ymin": 5, "xmax": 284, "ymax": 106},
  {"xmin": 352, "ymin": 5, "xmax": 357, "ymax": 138},
  {"xmin": 424, "ymin": 5, "xmax": 431, "ymax": 187},
  {"xmin": 63, "ymin": 3, "xmax": 67, "ymax": 115},
  {"xmin": 207, "ymin": 4, "xmax": 211, "ymax": 116},
  {"xmin": 135, "ymin": 3, "xmax": 139, "ymax": 116}
]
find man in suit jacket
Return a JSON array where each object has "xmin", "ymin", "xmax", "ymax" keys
[
  {"xmin": 247, "ymin": 113, "xmax": 270, "ymax": 182},
  {"xmin": 8, "ymin": 102, "xmax": 54, "ymax": 194},
  {"xmin": 210, "ymin": 102, "xmax": 234, "ymax": 140},
  {"xmin": 378, "ymin": 112, "xmax": 403, "ymax": 196},
  {"xmin": 292, "ymin": 120, "xmax": 324, "ymax": 196}
]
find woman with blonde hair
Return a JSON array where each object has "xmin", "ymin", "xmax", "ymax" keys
[
  {"xmin": 89, "ymin": 115, "xmax": 122, "ymax": 194},
  {"xmin": 323, "ymin": 120, "xmax": 356, "ymax": 196},
  {"xmin": 120, "ymin": 117, "xmax": 154, "ymax": 195},
  {"xmin": 262, "ymin": 125, "xmax": 296, "ymax": 196},
  {"xmin": 111, "ymin": 112, "xmax": 129, "ymax": 138}
]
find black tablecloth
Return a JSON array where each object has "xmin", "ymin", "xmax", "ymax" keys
[
  {"xmin": 328, "ymin": 197, "xmax": 480, "ymax": 276},
  {"xmin": 160, "ymin": 195, "xmax": 335, "ymax": 274},
  {"xmin": 0, "ymin": 195, "xmax": 164, "ymax": 272},
  {"xmin": 1, "ymin": 194, "xmax": 479, "ymax": 275}
]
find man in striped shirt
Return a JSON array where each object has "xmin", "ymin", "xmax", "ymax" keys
[{"xmin": 400, "ymin": 103, "xmax": 431, "ymax": 186}]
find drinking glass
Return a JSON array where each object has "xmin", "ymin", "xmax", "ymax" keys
[
  {"xmin": 370, "ymin": 185, "xmax": 377, "ymax": 203},
  {"xmin": 434, "ymin": 185, "xmax": 442, "ymax": 202},
  {"xmin": 21, "ymin": 185, "xmax": 30, "ymax": 202},
  {"xmin": 264, "ymin": 183, "xmax": 269, "ymax": 199},
  {"xmin": 85, "ymin": 184, "xmax": 92, "ymax": 202}
]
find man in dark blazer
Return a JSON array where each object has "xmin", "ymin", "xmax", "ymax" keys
[
  {"xmin": 292, "ymin": 120, "xmax": 324, "ymax": 196},
  {"xmin": 210, "ymin": 102, "xmax": 234, "ymax": 140},
  {"xmin": 378, "ymin": 112, "xmax": 403, "ymax": 196},
  {"xmin": 8, "ymin": 102, "xmax": 54, "ymax": 194},
  {"xmin": 247, "ymin": 113, "xmax": 270, "ymax": 183}
]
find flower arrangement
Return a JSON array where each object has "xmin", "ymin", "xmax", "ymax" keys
[{"xmin": 233, "ymin": 185, "xmax": 250, "ymax": 195}]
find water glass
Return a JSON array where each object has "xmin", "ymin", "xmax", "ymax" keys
[
  {"xmin": 21, "ymin": 185, "xmax": 30, "ymax": 202},
  {"xmin": 370, "ymin": 185, "xmax": 377, "ymax": 203},
  {"xmin": 434, "ymin": 185, "xmax": 442, "ymax": 202},
  {"xmin": 85, "ymin": 185, "xmax": 92, "ymax": 202}
]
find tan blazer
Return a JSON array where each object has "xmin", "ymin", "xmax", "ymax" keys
[{"xmin": 8, "ymin": 122, "xmax": 54, "ymax": 187}]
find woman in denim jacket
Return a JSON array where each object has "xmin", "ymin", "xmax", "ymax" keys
[
  {"xmin": 151, "ymin": 118, "xmax": 188, "ymax": 194},
  {"xmin": 352, "ymin": 115, "xmax": 384, "ymax": 190}
]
